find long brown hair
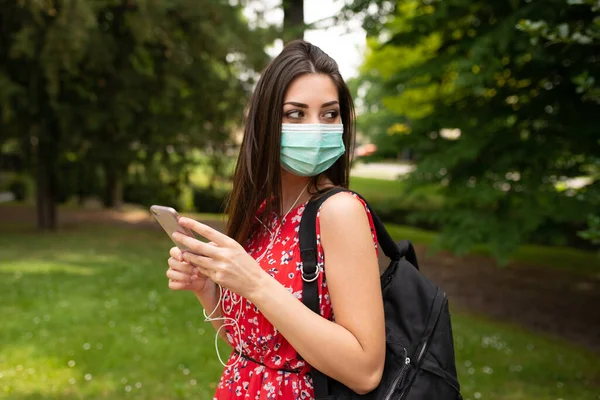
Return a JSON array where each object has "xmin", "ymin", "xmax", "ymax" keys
[{"xmin": 225, "ymin": 40, "xmax": 356, "ymax": 244}]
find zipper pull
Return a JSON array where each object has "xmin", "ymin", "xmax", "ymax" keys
[{"xmin": 405, "ymin": 357, "xmax": 410, "ymax": 365}]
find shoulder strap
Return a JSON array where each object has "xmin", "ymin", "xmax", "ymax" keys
[
  {"xmin": 299, "ymin": 190, "xmax": 340, "ymax": 399},
  {"xmin": 396, "ymin": 239, "xmax": 419, "ymax": 270}
]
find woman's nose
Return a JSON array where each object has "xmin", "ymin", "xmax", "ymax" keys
[{"xmin": 307, "ymin": 112, "xmax": 320, "ymax": 124}]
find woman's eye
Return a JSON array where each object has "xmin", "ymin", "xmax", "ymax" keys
[
  {"xmin": 323, "ymin": 110, "xmax": 339, "ymax": 119},
  {"xmin": 286, "ymin": 110, "xmax": 303, "ymax": 119}
]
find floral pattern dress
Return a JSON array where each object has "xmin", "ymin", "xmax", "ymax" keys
[{"xmin": 213, "ymin": 193, "xmax": 378, "ymax": 400}]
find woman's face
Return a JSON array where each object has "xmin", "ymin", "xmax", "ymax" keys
[{"xmin": 282, "ymin": 74, "xmax": 341, "ymax": 125}]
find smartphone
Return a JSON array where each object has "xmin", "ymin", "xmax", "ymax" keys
[{"xmin": 150, "ymin": 205, "xmax": 195, "ymax": 252}]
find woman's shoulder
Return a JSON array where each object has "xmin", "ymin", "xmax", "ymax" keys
[
  {"xmin": 317, "ymin": 190, "xmax": 371, "ymax": 224},
  {"xmin": 315, "ymin": 189, "xmax": 378, "ymax": 254}
]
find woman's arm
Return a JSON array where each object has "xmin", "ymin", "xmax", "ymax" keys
[{"xmin": 248, "ymin": 193, "xmax": 386, "ymax": 393}]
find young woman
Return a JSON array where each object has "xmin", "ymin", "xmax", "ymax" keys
[{"xmin": 166, "ymin": 40, "xmax": 385, "ymax": 399}]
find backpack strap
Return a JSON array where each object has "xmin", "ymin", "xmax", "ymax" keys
[
  {"xmin": 397, "ymin": 239, "xmax": 419, "ymax": 270},
  {"xmin": 299, "ymin": 190, "xmax": 338, "ymax": 398}
]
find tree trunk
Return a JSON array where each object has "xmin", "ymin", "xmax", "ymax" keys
[
  {"xmin": 34, "ymin": 126, "xmax": 58, "ymax": 231},
  {"xmin": 77, "ymin": 161, "xmax": 88, "ymax": 207},
  {"xmin": 283, "ymin": 0, "xmax": 304, "ymax": 43},
  {"xmin": 208, "ymin": 150, "xmax": 222, "ymax": 192},
  {"xmin": 103, "ymin": 162, "xmax": 124, "ymax": 209}
]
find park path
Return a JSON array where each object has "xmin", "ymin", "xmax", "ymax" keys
[{"xmin": 2, "ymin": 205, "xmax": 599, "ymax": 353}]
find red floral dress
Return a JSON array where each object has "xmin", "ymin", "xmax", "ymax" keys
[{"xmin": 213, "ymin": 193, "xmax": 378, "ymax": 400}]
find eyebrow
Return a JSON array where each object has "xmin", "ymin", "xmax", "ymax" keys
[{"xmin": 283, "ymin": 101, "xmax": 339, "ymax": 108}]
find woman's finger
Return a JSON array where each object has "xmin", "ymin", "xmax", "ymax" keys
[
  {"xmin": 168, "ymin": 257, "xmax": 195, "ymax": 274},
  {"xmin": 182, "ymin": 252, "xmax": 215, "ymax": 270},
  {"xmin": 171, "ymin": 233, "xmax": 220, "ymax": 259},
  {"xmin": 166, "ymin": 268, "xmax": 192, "ymax": 283},
  {"xmin": 168, "ymin": 279, "xmax": 191, "ymax": 291},
  {"xmin": 170, "ymin": 246, "xmax": 183, "ymax": 262},
  {"xmin": 178, "ymin": 217, "xmax": 237, "ymax": 248},
  {"xmin": 193, "ymin": 266, "xmax": 215, "ymax": 281}
]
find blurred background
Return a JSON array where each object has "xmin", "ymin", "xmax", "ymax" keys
[{"xmin": 0, "ymin": 0, "xmax": 599, "ymax": 399}]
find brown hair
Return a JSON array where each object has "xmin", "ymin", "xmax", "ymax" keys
[{"xmin": 225, "ymin": 40, "xmax": 356, "ymax": 244}]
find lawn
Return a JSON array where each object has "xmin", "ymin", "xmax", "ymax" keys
[
  {"xmin": 349, "ymin": 176, "xmax": 444, "ymax": 209},
  {"xmin": 0, "ymin": 224, "xmax": 599, "ymax": 399}
]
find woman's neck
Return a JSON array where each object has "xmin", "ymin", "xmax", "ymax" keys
[
  {"xmin": 279, "ymin": 170, "xmax": 333, "ymax": 213},
  {"xmin": 280, "ymin": 171, "xmax": 311, "ymax": 214}
]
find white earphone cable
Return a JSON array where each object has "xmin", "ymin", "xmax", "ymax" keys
[{"xmin": 203, "ymin": 182, "xmax": 310, "ymax": 367}]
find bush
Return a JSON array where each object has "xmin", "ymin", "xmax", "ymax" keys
[
  {"xmin": 124, "ymin": 179, "xmax": 183, "ymax": 210},
  {"xmin": 3, "ymin": 173, "xmax": 33, "ymax": 203},
  {"xmin": 578, "ymin": 214, "xmax": 600, "ymax": 246},
  {"xmin": 352, "ymin": 177, "xmax": 595, "ymax": 251},
  {"xmin": 192, "ymin": 187, "xmax": 228, "ymax": 214},
  {"xmin": 8, "ymin": 177, "xmax": 27, "ymax": 202}
]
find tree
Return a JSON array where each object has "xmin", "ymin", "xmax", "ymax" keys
[
  {"xmin": 282, "ymin": 0, "xmax": 304, "ymax": 42},
  {"xmin": 0, "ymin": 1, "xmax": 96, "ymax": 230},
  {"xmin": 518, "ymin": 0, "xmax": 600, "ymax": 248},
  {"xmin": 350, "ymin": 0, "xmax": 599, "ymax": 262},
  {"xmin": 0, "ymin": 0, "xmax": 270, "ymax": 229}
]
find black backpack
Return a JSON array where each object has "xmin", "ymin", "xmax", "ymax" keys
[{"xmin": 299, "ymin": 188, "xmax": 462, "ymax": 400}]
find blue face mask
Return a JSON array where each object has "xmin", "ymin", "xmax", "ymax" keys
[{"xmin": 280, "ymin": 123, "xmax": 345, "ymax": 177}]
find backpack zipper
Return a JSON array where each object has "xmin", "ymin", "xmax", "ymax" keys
[
  {"xmin": 383, "ymin": 348, "xmax": 411, "ymax": 400},
  {"xmin": 416, "ymin": 338, "xmax": 429, "ymax": 365},
  {"xmin": 397, "ymin": 298, "xmax": 445, "ymax": 399},
  {"xmin": 394, "ymin": 339, "xmax": 430, "ymax": 400}
]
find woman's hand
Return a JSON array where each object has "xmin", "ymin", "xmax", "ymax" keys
[
  {"xmin": 171, "ymin": 217, "xmax": 267, "ymax": 300},
  {"xmin": 166, "ymin": 246, "xmax": 215, "ymax": 295}
]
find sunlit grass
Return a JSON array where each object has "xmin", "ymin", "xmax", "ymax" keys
[
  {"xmin": 0, "ymin": 225, "xmax": 229, "ymax": 399},
  {"xmin": 0, "ymin": 224, "xmax": 599, "ymax": 399},
  {"xmin": 0, "ymin": 261, "xmax": 97, "ymax": 276}
]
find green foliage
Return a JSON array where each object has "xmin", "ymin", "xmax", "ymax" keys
[
  {"xmin": 7, "ymin": 175, "xmax": 27, "ymax": 202},
  {"xmin": 578, "ymin": 214, "xmax": 600, "ymax": 245},
  {"xmin": 0, "ymin": 172, "xmax": 34, "ymax": 203},
  {"xmin": 123, "ymin": 179, "xmax": 183, "ymax": 211},
  {"xmin": 349, "ymin": 0, "xmax": 600, "ymax": 262}
]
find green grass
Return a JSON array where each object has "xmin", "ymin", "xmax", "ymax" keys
[
  {"xmin": 0, "ymin": 225, "xmax": 229, "ymax": 399},
  {"xmin": 349, "ymin": 176, "xmax": 444, "ymax": 209},
  {"xmin": 452, "ymin": 312, "xmax": 600, "ymax": 400},
  {"xmin": 0, "ymin": 224, "xmax": 599, "ymax": 399},
  {"xmin": 385, "ymin": 223, "xmax": 437, "ymax": 246},
  {"xmin": 349, "ymin": 176, "xmax": 408, "ymax": 202}
]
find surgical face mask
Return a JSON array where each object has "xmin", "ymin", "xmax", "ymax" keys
[{"xmin": 280, "ymin": 123, "xmax": 345, "ymax": 177}]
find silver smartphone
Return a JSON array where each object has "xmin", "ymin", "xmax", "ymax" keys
[{"xmin": 150, "ymin": 205, "xmax": 195, "ymax": 252}]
